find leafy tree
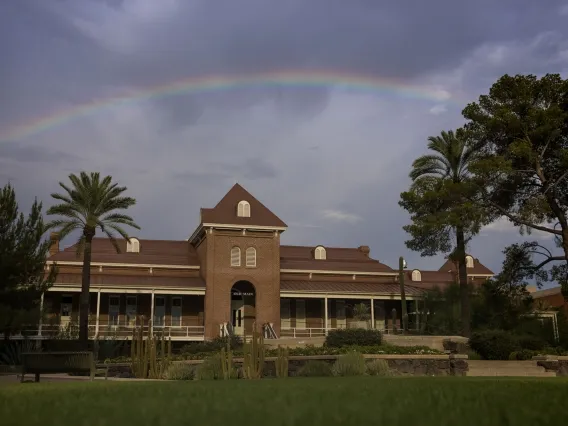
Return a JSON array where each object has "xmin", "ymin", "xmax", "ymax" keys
[
  {"xmin": 0, "ymin": 183, "xmax": 57, "ymax": 339},
  {"xmin": 463, "ymin": 73, "xmax": 568, "ymax": 294},
  {"xmin": 46, "ymin": 172, "xmax": 140, "ymax": 344},
  {"xmin": 399, "ymin": 130, "xmax": 489, "ymax": 336}
]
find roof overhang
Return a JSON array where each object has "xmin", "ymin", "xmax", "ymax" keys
[
  {"xmin": 280, "ymin": 269, "xmax": 397, "ymax": 276},
  {"xmin": 189, "ymin": 223, "xmax": 287, "ymax": 243},
  {"xmin": 46, "ymin": 261, "xmax": 199, "ymax": 270},
  {"xmin": 48, "ymin": 284, "xmax": 205, "ymax": 295},
  {"xmin": 280, "ymin": 291, "xmax": 420, "ymax": 300}
]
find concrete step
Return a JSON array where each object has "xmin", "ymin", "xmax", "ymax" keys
[{"xmin": 467, "ymin": 360, "xmax": 557, "ymax": 377}]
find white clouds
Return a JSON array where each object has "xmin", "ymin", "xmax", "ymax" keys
[
  {"xmin": 429, "ymin": 104, "xmax": 448, "ymax": 115},
  {"xmin": 321, "ymin": 210, "xmax": 363, "ymax": 224},
  {"xmin": 560, "ymin": 4, "xmax": 568, "ymax": 15}
]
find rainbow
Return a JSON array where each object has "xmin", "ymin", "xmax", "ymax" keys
[{"xmin": 0, "ymin": 70, "xmax": 459, "ymax": 143}]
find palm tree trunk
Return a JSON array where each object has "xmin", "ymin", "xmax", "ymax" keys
[
  {"xmin": 79, "ymin": 231, "xmax": 94, "ymax": 346},
  {"xmin": 455, "ymin": 226, "xmax": 471, "ymax": 337}
]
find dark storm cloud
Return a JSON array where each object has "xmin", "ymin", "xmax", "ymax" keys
[
  {"xmin": 0, "ymin": 142, "xmax": 81, "ymax": 163},
  {"xmin": 173, "ymin": 157, "xmax": 278, "ymax": 184},
  {"xmin": 2, "ymin": 0, "xmax": 568, "ymax": 279}
]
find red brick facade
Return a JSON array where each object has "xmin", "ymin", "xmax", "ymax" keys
[{"xmin": 43, "ymin": 183, "xmax": 495, "ymax": 341}]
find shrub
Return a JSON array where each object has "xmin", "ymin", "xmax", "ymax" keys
[
  {"xmin": 332, "ymin": 352, "xmax": 367, "ymax": 376},
  {"xmin": 297, "ymin": 360, "xmax": 334, "ymax": 377},
  {"xmin": 325, "ymin": 329, "xmax": 382, "ymax": 348},
  {"xmin": 165, "ymin": 363, "xmax": 195, "ymax": 380},
  {"xmin": 366, "ymin": 359, "xmax": 392, "ymax": 376},
  {"xmin": 508, "ymin": 350, "xmax": 534, "ymax": 361},
  {"xmin": 194, "ymin": 354, "xmax": 224, "ymax": 380},
  {"xmin": 516, "ymin": 335, "xmax": 547, "ymax": 351},
  {"xmin": 181, "ymin": 336, "xmax": 242, "ymax": 356},
  {"xmin": 469, "ymin": 330, "xmax": 520, "ymax": 360}
]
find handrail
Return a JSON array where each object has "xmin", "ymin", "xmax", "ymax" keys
[{"xmin": 263, "ymin": 322, "xmax": 277, "ymax": 339}]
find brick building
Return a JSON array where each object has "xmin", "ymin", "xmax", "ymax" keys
[{"xmin": 40, "ymin": 184, "xmax": 494, "ymax": 341}]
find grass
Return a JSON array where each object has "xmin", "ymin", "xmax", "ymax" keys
[{"xmin": 1, "ymin": 377, "xmax": 567, "ymax": 426}]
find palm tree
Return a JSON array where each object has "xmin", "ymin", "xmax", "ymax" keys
[
  {"xmin": 46, "ymin": 172, "xmax": 140, "ymax": 344},
  {"xmin": 409, "ymin": 129, "xmax": 478, "ymax": 337}
]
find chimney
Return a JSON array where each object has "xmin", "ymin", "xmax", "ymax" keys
[
  {"xmin": 358, "ymin": 245, "xmax": 370, "ymax": 257},
  {"xmin": 49, "ymin": 232, "xmax": 60, "ymax": 256}
]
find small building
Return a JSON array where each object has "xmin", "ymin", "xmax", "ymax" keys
[{"xmin": 39, "ymin": 183, "xmax": 494, "ymax": 341}]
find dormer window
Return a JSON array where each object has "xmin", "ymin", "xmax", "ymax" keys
[
  {"xmin": 314, "ymin": 246, "xmax": 326, "ymax": 260},
  {"xmin": 126, "ymin": 238, "xmax": 140, "ymax": 253},
  {"xmin": 411, "ymin": 270, "xmax": 421, "ymax": 282},
  {"xmin": 466, "ymin": 255, "xmax": 474, "ymax": 268},
  {"xmin": 237, "ymin": 200, "xmax": 251, "ymax": 217}
]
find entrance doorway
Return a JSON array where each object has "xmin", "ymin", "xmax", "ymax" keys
[{"xmin": 230, "ymin": 281, "xmax": 256, "ymax": 336}]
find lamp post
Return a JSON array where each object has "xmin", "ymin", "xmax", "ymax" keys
[{"xmin": 398, "ymin": 256, "xmax": 409, "ymax": 333}]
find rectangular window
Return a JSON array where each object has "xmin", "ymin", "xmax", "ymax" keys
[
  {"xmin": 171, "ymin": 297, "xmax": 182, "ymax": 327},
  {"xmin": 295, "ymin": 299, "xmax": 306, "ymax": 329},
  {"xmin": 336, "ymin": 300, "xmax": 346, "ymax": 329},
  {"xmin": 126, "ymin": 296, "xmax": 137, "ymax": 326},
  {"xmin": 154, "ymin": 296, "xmax": 165, "ymax": 327},
  {"xmin": 280, "ymin": 299, "xmax": 291, "ymax": 328},
  {"xmin": 109, "ymin": 295, "xmax": 120, "ymax": 326}
]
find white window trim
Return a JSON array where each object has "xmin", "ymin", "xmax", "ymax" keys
[
  {"xmin": 231, "ymin": 246, "xmax": 241, "ymax": 267},
  {"xmin": 237, "ymin": 200, "xmax": 251, "ymax": 217},
  {"xmin": 126, "ymin": 238, "xmax": 140, "ymax": 253},
  {"xmin": 314, "ymin": 246, "xmax": 326, "ymax": 260},
  {"xmin": 245, "ymin": 247, "xmax": 257, "ymax": 268}
]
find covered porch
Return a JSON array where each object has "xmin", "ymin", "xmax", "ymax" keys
[
  {"xmin": 279, "ymin": 293, "xmax": 422, "ymax": 338},
  {"xmin": 34, "ymin": 287, "xmax": 206, "ymax": 341}
]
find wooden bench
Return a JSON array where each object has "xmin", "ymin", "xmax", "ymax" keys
[{"xmin": 21, "ymin": 352, "xmax": 95, "ymax": 382}]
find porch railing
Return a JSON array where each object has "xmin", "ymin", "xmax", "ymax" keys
[{"xmin": 7, "ymin": 321, "xmax": 205, "ymax": 340}]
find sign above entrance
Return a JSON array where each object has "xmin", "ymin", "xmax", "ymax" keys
[{"xmin": 231, "ymin": 290, "xmax": 254, "ymax": 297}]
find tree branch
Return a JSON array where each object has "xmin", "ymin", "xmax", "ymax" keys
[
  {"xmin": 533, "ymin": 256, "xmax": 566, "ymax": 271},
  {"xmin": 486, "ymin": 199, "xmax": 562, "ymax": 235}
]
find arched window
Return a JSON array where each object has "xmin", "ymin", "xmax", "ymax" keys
[
  {"xmin": 245, "ymin": 247, "xmax": 257, "ymax": 267},
  {"xmin": 237, "ymin": 200, "xmax": 251, "ymax": 217},
  {"xmin": 314, "ymin": 246, "xmax": 326, "ymax": 260},
  {"xmin": 126, "ymin": 238, "xmax": 140, "ymax": 253},
  {"xmin": 466, "ymin": 255, "xmax": 474, "ymax": 268},
  {"xmin": 230, "ymin": 247, "xmax": 241, "ymax": 267},
  {"xmin": 411, "ymin": 270, "xmax": 421, "ymax": 282}
]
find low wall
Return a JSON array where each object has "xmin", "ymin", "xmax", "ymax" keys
[
  {"xmin": 100, "ymin": 355, "xmax": 468, "ymax": 378},
  {"xmin": 383, "ymin": 335, "xmax": 468, "ymax": 352},
  {"xmin": 182, "ymin": 354, "xmax": 469, "ymax": 377},
  {"xmin": 534, "ymin": 356, "xmax": 568, "ymax": 376}
]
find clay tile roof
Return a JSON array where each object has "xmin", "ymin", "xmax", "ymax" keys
[
  {"xmin": 280, "ymin": 245, "xmax": 393, "ymax": 272},
  {"xmin": 280, "ymin": 280, "xmax": 424, "ymax": 296},
  {"xmin": 49, "ymin": 238, "xmax": 200, "ymax": 266},
  {"xmin": 531, "ymin": 286, "xmax": 562, "ymax": 299},
  {"xmin": 200, "ymin": 183, "xmax": 287, "ymax": 228},
  {"xmin": 438, "ymin": 254, "xmax": 494, "ymax": 275},
  {"xmin": 403, "ymin": 270, "xmax": 457, "ymax": 289}
]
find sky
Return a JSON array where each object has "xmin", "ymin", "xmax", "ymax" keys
[{"xmin": 1, "ymin": 0, "xmax": 568, "ymax": 277}]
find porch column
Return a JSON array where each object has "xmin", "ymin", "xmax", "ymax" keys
[
  {"xmin": 95, "ymin": 290, "xmax": 101, "ymax": 337},
  {"xmin": 324, "ymin": 296, "xmax": 328, "ymax": 335},
  {"xmin": 150, "ymin": 290, "xmax": 155, "ymax": 335},
  {"xmin": 370, "ymin": 298, "xmax": 375, "ymax": 330},
  {"xmin": 37, "ymin": 293, "xmax": 44, "ymax": 337}
]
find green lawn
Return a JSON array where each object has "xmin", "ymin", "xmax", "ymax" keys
[{"xmin": 1, "ymin": 377, "xmax": 566, "ymax": 426}]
